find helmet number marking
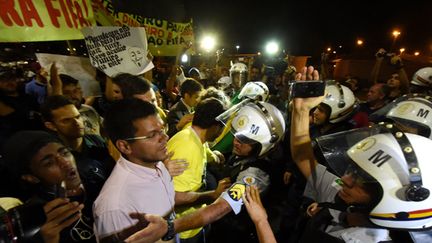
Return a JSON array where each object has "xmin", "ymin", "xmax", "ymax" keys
[
  {"xmin": 368, "ymin": 150, "xmax": 392, "ymax": 167},
  {"xmin": 250, "ymin": 124, "xmax": 260, "ymax": 135},
  {"xmin": 417, "ymin": 108, "xmax": 429, "ymax": 118}
]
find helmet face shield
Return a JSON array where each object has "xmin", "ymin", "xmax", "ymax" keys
[
  {"xmin": 217, "ymin": 100, "xmax": 285, "ymax": 157},
  {"xmin": 315, "ymin": 125, "xmax": 432, "ymax": 230},
  {"xmin": 232, "ymin": 130, "xmax": 258, "ymax": 145},
  {"xmin": 341, "ymin": 160, "xmax": 379, "ymax": 186},
  {"xmin": 230, "ymin": 62, "xmax": 248, "ymax": 89},
  {"xmin": 231, "ymin": 72, "xmax": 247, "ymax": 89},
  {"xmin": 314, "ymin": 125, "xmax": 385, "ymax": 176}
]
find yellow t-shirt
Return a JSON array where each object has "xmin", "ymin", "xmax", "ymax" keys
[{"xmin": 167, "ymin": 127, "xmax": 207, "ymax": 239}]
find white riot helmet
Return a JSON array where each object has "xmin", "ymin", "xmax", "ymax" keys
[
  {"xmin": 386, "ymin": 96, "xmax": 432, "ymax": 139},
  {"xmin": 322, "ymin": 82, "xmax": 358, "ymax": 123},
  {"xmin": 230, "ymin": 62, "xmax": 248, "ymax": 89},
  {"xmin": 238, "ymin": 81, "xmax": 269, "ymax": 101},
  {"xmin": 346, "ymin": 131, "xmax": 432, "ymax": 230},
  {"xmin": 229, "ymin": 102, "xmax": 285, "ymax": 157},
  {"xmin": 217, "ymin": 76, "xmax": 232, "ymax": 91},
  {"xmin": 411, "ymin": 67, "xmax": 432, "ymax": 87}
]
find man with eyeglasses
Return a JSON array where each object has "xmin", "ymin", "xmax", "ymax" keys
[{"xmin": 94, "ymin": 98, "xmax": 230, "ymax": 242}]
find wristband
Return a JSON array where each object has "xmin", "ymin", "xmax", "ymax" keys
[{"xmin": 161, "ymin": 217, "xmax": 175, "ymax": 241}]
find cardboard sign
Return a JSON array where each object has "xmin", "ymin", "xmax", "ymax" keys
[
  {"xmin": 35, "ymin": 53, "xmax": 100, "ymax": 97},
  {"xmin": 82, "ymin": 26, "xmax": 152, "ymax": 77}
]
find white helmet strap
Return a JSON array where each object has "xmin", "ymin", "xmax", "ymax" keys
[
  {"xmin": 381, "ymin": 123, "xmax": 430, "ymax": 201},
  {"xmin": 254, "ymin": 101, "xmax": 279, "ymax": 143}
]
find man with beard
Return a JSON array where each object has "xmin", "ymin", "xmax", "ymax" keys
[
  {"xmin": 60, "ymin": 74, "xmax": 102, "ymax": 136},
  {"xmin": 93, "ymin": 99, "xmax": 230, "ymax": 242}
]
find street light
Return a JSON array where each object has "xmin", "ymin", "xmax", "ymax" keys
[
  {"xmin": 201, "ymin": 35, "xmax": 216, "ymax": 52},
  {"xmin": 392, "ymin": 30, "xmax": 401, "ymax": 51},
  {"xmin": 392, "ymin": 30, "xmax": 401, "ymax": 39},
  {"xmin": 357, "ymin": 39, "xmax": 363, "ymax": 46},
  {"xmin": 399, "ymin": 48, "xmax": 405, "ymax": 54},
  {"xmin": 265, "ymin": 41, "xmax": 279, "ymax": 55},
  {"xmin": 181, "ymin": 54, "xmax": 188, "ymax": 63},
  {"xmin": 414, "ymin": 51, "xmax": 420, "ymax": 56},
  {"xmin": 236, "ymin": 45, "xmax": 240, "ymax": 53},
  {"xmin": 327, "ymin": 47, "xmax": 331, "ymax": 52}
]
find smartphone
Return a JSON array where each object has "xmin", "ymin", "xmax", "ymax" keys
[{"xmin": 291, "ymin": 80, "xmax": 326, "ymax": 98}]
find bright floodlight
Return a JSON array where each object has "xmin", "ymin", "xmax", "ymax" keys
[
  {"xmin": 265, "ymin": 41, "xmax": 279, "ymax": 55},
  {"xmin": 181, "ymin": 54, "xmax": 188, "ymax": 63},
  {"xmin": 201, "ymin": 36, "xmax": 216, "ymax": 52}
]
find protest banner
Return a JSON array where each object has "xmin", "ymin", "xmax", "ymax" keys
[
  {"xmin": 0, "ymin": 0, "xmax": 95, "ymax": 42},
  {"xmin": 92, "ymin": 0, "xmax": 195, "ymax": 56},
  {"xmin": 82, "ymin": 26, "xmax": 153, "ymax": 77},
  {"xmin": 36, "ymin": 53, "xmax": 100, "ymax": 97}
]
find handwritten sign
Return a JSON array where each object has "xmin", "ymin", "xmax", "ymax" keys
[{"xmin": 82, "ymin": 26, "xmax": 152, "ymax": 77}]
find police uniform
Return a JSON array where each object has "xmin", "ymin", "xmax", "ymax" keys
[
  {"xmin": 211, "ymin": 157, "xmax": 271, "ymax": 242},
  {"xmin": 301, "ymin": 164, "xmax": 391, "ymax": 242}
]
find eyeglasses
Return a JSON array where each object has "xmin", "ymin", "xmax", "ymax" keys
[{"xmin": 123, "ymin": 126, "xmax": 168, "ymax": 142}]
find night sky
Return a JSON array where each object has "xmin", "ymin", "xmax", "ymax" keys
[
  {"xmin": 1, "ymin": 0, "xmax": 431, "ymax": 62},
  {"xmin": 186, "ymin": 0, "xmax": 432, "ymax": 57}
]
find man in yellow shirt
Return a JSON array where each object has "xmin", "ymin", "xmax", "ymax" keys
[{"xmin": 167, "ymin": 98, "xmax": 228, "ymax": 242}]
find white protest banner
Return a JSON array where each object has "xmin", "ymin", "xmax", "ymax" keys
[
  {"xmin": 35, "ymin": 53, "xmax": 100, "ymax": 97},
  {"xmin": 81, "ymin": 26, "xmax": 152, "ymax": 77}
]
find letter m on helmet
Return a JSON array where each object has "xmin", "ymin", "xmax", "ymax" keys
[
  {"xmin": 250, "ymin": 124, "xmax": 260, "ymax": 135},
  {"xmin": 417, "ymin": 108, "xmax": 430, "ymax": 119},
  {"xmin": 368, "ymin": 150, "xmax": 392, "ymax": 167}
]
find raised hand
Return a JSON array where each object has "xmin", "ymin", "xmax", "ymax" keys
[
  {"xmin": 40, "ymin": 198, "xmax": 84, "ymax": 243},
  {"xmin": 176, "ymin": 113, "xmax": 194, "ymax": 131},
  {"xmin": 243, "ymin": 186, "xmax": 267, "ymax": 224},
  {"xmin": 293, "ymin": 66, "xmax": 324, "ymax": 112},
  {"xmin": 295, "ymin": 66, "xmax": 319, "ymax": 81},
  {"xmin": 163, "ymin": 151, "xmax": 189, "ymax": 177},
  {"xmin": 213, "ymin": 177, "xmax": 232, "ymax": 199}
]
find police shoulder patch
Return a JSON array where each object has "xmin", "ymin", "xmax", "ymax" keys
[
  {"xmin": 243, "ymin": 176, "xmax": 256, "ymax": 185},
  {"xmin": 228, "ymin": 183, "xmax": 246, "ymax": 201}
]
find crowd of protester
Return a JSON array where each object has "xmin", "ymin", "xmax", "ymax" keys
[{"xmin": 1, "ymin": 44, "xmax": 432, "ymax": 243}]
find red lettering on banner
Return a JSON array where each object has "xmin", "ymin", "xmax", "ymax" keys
[
  {"xmin": 82, "ymin": 0, "xmax": 88, "ymax": 18},
  {"xmin": 73, "ymin": 1, "xmax": 89, "ymax": 26},
  {"xmin": 0, "ymin": 0, "xmax": 24, "ymax": 26},
  {"xmin": 59, "ymin": 0, "xmax": 73, "ymax": 27},
  {"xmin": 66, "ymin": 0, "xmax": 78, "ymax": 28},
  {"xmin": 19, "ymin": 0, "xmax": 43, "ymax": 27},
  {"xmin": 148, "ymin": 27, "xmax": 157, "ymax": 36},
  {"xmin": 44, "ymin": 0, "xmax": 62, "ymax": 27}
]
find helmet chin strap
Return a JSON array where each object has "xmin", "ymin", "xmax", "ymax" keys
[
  {"xmin": 378, "ymin": 123, "xmax": 430, "ymax": 201},
  {"xmin": 317, "ymin": 196, "xmax": 370, "ymax": 214}
]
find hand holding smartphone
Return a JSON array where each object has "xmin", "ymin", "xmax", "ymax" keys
[{"xmin": 290, "ymin": 80, "xmax": 326, "ymax": 98}]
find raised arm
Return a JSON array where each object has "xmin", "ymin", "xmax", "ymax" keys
[
  {"xmin": 290, "ymin": 66, "xmax": 323, "ymax": 179},
  {"xmin": 243, "ymin": 186, "xmax": 276, "ymax": 243},
  {"xmin": 370, "ymin": 48, "xmax": 386, "ymax": 84},
  {"xmin": 174, "ymin": 178, "xmax": 231, "ymax": 206}
]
